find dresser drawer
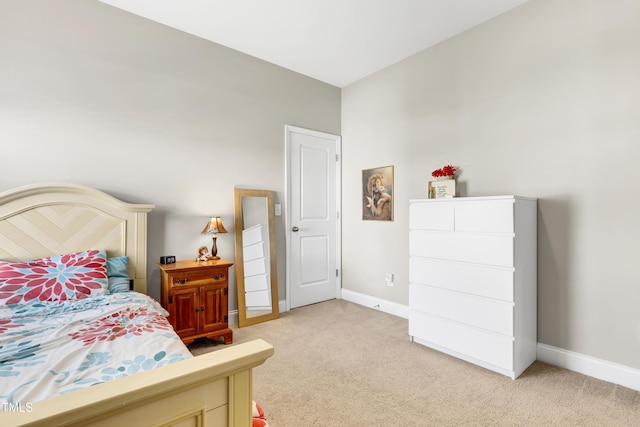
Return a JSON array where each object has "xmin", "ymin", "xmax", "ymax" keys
[
  {"xmin": 244, "ymin": 273, "xmax": 269, "ymax": 292},
  {"xmin": 409, "ymin": 257, "xmax": 514, "ymax": 301},
  {"xmin": 410, "ymin": 230, "xmax": 514, "ymax": 267},
  {"xmin": 244, "ymin": 258, "xmax": 267, "ymax": 277},
  {"xmin": 410, "ymin": 283, "xmax": 514, "ymax": 336},
  {"xmin": 243, "ymin": 241, "xmax": 266, "ymax": 262},
  {"xmin": 409, "ymin": 311, "xmax": 514, "ymax": 371},
  {"xmin": 243, "ymin": 224, "xmax": 267, "ymax": 246},
  {"xmin": 454, "ymin": 200, "xmax": 514, "ymax": 233},
  {"xmin": 169, "ymin": 269, "xmax": 227, "ymax": 287},
  {"xmin": 409, "ymin": 202, "xmax": 454, "ymax": 230},
  {"xmin": 245, "ymin": 289, "xmax": 271, "ymax": 307}
]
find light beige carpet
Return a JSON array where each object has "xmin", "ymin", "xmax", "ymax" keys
[{"xmin": 189, "ymin": 299, "xmax": 639, "ymax": 426}]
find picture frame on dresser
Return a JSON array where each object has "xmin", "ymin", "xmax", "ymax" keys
[
  {"xmin": 362, "ymin": 165, "xmax": 394, "ymax": 221},
  {"xmin": 428, "ymin": 179, "xmax": 455, "ymax": 199}
]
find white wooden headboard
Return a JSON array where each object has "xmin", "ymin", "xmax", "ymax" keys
[{"xmin": 0, "ymin": 183, "xmax": 154, "ymax": 294}]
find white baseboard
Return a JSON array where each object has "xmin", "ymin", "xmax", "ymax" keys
[
  {"xmin": 536, "ymin": 343, "xmax": 640, "ymax": 391},
  {"xmin": 341, "ymin": 288, "xmax": 409, "ymax": 319},
  {"xmin": 341, "ymin": 289, "xmax": 640, "ymax": 392}
]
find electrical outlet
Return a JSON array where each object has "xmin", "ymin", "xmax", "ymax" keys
[{"xmin": 385, "ymin": 272, "xmax": 394, "ymax": 287}]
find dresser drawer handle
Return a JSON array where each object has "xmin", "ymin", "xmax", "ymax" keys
[
  {"xmin": 211, "ymin": 274, "xmax": 224, "ymax": 280},
  {"xmin": 175, "ymin": 278, "xmax": 188, "ymax": 285}
]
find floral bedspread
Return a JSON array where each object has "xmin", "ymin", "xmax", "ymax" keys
[{"xmin": 0, "ymin": 292, "xmax": 191, "ymax": 404}]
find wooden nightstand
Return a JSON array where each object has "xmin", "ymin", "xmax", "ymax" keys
[{"xmin": 159, "ymin": 259, "xmax": 233, "ymax": 345}]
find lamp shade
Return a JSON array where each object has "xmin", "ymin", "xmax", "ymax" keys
[{"xmin": 201, "ymin": 217, "xmax": 228, "ymax": 235}]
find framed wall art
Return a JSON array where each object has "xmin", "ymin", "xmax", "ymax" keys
[{"xmin": 362, "ymin": 165, "xmax": 394, "ymax": 221}]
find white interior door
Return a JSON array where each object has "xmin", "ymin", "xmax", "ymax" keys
[{"xmin": 286, "ymin": 125, "xmax": 341, "ymax": 309}]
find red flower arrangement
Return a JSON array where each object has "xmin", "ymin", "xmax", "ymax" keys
[{"xmin": 431, "ymin": 164, "xmax": 457, "ymax": 178}]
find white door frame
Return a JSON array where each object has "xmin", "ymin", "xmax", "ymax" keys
[{"xmin": 284, "ymin": 125, "xmax": 341, "ymax": 311}]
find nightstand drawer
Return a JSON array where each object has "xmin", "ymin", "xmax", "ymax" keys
[{"xmin": 169, "ymin": 269, "xmax": 227, "ymax": 287}]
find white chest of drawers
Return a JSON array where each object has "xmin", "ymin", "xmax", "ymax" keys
[
  {"xmin": 242, "ymin": 223, "xmax": 272, "ymax": 310},
  {"xmin": 408, "ymin": 196, "xmax": 537, "ymax": 379}
]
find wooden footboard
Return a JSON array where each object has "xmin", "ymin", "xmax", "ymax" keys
[{"xmin": 3, "ymin": 339, "xmax": 274, "ymax": 427}]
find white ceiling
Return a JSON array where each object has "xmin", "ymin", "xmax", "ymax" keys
[{"xmin": 98, "ymin": 0, "xmax": 529, "ymax": 88}]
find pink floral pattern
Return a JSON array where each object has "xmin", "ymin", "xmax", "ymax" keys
[
  {"xmin": 0, "ymin": 318, "xmax": 22, "ymax": 334},
  {"xmin": 69, "ymin": 307, "xmax": 172, "ymax": 345},
  {"xmin": 0, "ymin": 292, "xmax": 190, "ymax": 404},
  {"xmin": 0, "ymin": 250, "xmax": 108, "ymax": 305}
]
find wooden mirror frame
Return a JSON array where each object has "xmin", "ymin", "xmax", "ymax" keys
[{"xmin": 233, "ymin": 188, "xmax": 280, "ymax": 327}]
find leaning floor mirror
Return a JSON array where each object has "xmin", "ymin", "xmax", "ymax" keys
[{"xmin": 233, "ymin": 188, "xmax": 280, "ymax": 327}]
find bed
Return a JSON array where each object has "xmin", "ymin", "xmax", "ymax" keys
[{"xmin": 0, "ymin": 183, "xmax": 273, "ymax": 427}]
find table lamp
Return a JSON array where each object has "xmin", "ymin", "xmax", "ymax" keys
[{"xmin": 201, "ymin": 216, "xmax": 228, "ymax": 260}]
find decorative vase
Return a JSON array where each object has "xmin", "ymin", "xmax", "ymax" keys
[{"xmin": 436, "ymin": 175, "xmax": 454, "ymax": 181}]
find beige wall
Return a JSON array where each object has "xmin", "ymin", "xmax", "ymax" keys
[
  {"xmin": 342, "ymin": 0, "xmax": 640, "ymax": 369},
  {"xmin": 3, "ymin": 0, "xmax": 640, "ymax": 374},
  {"xmin": 0, "ymin": 0, "xmax": 341, "ymax": 307}
]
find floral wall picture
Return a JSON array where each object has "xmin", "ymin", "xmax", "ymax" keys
[{"xmin": 362, "ymin": 165, "xmax": 393, "ymax": 221}]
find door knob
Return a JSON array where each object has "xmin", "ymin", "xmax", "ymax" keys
[{"xmin": 292, "ymin": 226, "xmax": 299, "ymax": 232}]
